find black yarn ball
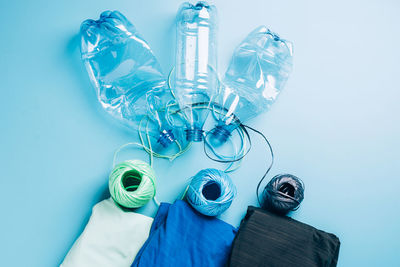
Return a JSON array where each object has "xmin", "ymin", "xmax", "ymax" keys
[{"xmin": 262, "ymin": 174, "xmax": 305, "ymax": 215}]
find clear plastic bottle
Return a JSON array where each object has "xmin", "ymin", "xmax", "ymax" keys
[
  {"xmin": 146, "ymin": 87, "xmax": 176, "ymax": 147},
  {"xmin": 211, "ymin": 26, "xmax": 293, "ymax": 144},
  {"xmin": 80, "ymin": 10, "xmax": 175, "ymax": 146},
  {"xmin": 172, "ymin": 1, "xmax": 219, "ymax": 142}
]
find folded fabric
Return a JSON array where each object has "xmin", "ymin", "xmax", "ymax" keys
[
  {"xmin": 61, "ymin": 198, "xmax": 153, "ymax": 267},
  {"xmin": 229, "ymin": 206, "xmax": 340, "ymax": 267},
  {"xmin": 132, "ymin": 200, "xmax": 237, "ymax": 267}
]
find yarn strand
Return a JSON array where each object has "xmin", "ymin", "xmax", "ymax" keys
[{"xmin": 240, "ymin": 125, "xmax": 275, "ymax": 206}]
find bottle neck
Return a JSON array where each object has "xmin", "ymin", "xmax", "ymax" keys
[
  {"xmin": 186, "ymin": 128, "xmax": 204, "ymax": 142},
  {"xmin": 210, "ymin": 124, "xmax": 233, "ymax": 144},
  {"xmin": 157, "ymin": 129, "xmax": 175, "ymax": 147}
]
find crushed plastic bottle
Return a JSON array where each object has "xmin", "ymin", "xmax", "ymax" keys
[
  {"xmin": 171, "ymin": 1, "xmax": 219, "ymax": 142},
  {"xmin": 211, "ymin": 26, "xmax": 293, "ymax": 144},
  {"xmin": 80, "ymin": 10, "xmax": 175, "ymax": 146}
]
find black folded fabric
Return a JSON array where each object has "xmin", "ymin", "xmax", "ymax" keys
[{"xmin": 229, "ymin": 206, "xmax": 340, "ymax": 267}]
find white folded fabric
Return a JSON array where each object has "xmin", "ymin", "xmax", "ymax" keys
[{"xmin": 61, "ymin": 198, "xmax": 153, "ymax": 267}]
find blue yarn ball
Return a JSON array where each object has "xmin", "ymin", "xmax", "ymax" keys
[{"xmin": 186, "ymin": 168, "xmax": 237, "ymax": 216}]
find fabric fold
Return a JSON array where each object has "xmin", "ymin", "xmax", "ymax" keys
[
  {"xmin": 61, "ymin": 198, "xmax": 153, "ymax": 267},
  {"xmin": 132, "ymin": 200, "xmax": 237, "ymax": 267},
  {"xmin": 229, "ymin": 206, "xmax": 340, "ymax": 267}
]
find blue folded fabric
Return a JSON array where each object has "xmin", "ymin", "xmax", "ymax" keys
[{"xmin": 132, "ymin": 200, "xmax": 237, "ymax": 267}]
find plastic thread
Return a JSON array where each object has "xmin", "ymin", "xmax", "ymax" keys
[
  {"xmin": 109, "ymin": 159, "xmax": 157, "ymax": 208},
  {"xmin": 186, "ymin": 168, "xmax": 237, "ymax": 217},
  {"xmin": 262, "ymin": 174, "xmax": 305, "ymax": 215}
]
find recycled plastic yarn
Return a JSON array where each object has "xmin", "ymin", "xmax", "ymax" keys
[
  {"xmin": 186, "ymin": 168, "xmax": 237, "ymax": 217},
  {"xmin": 262, "ymin": 174, "xmax": 304, "ymax": 215},
  {"xmin": 109, "ymin": 160, "xmax": 156, "ymax": 208}
]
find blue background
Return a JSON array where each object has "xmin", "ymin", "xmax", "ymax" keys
[{"xmin": 1, "ymin": 0, "xmax": 399, "ymax": 266}]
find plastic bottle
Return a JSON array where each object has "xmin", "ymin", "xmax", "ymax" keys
[
  {"xmin": 171, "ymin": 1, "xmax": 219, "ymax": 142},
  {"xmin": 146, "ymin": 88, "xmax": 176, "ymax": 147},
  {"xmin": 211, "ymin": 26, "xmax": 293, "ymax": 144},
  {"xmin": 80, "ymin": 10, "xmax": 175, "ymax": 147}
]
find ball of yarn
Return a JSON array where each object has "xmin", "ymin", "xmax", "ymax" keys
[
  {"xmin": 262, "ymin": 174, "xmax": 304, "ymax": 215},
  {"xmin": 186, "ymin": 168, "xmax": 237, "ymax": 217},
  {"xmin": 109, "ymin": 160, "xmax": 156, "ymax": 208}
]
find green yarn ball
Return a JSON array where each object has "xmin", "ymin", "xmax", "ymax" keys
[{"xmin": 109, "ymin": 160, "xmax": 156, "ymax": 208}]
